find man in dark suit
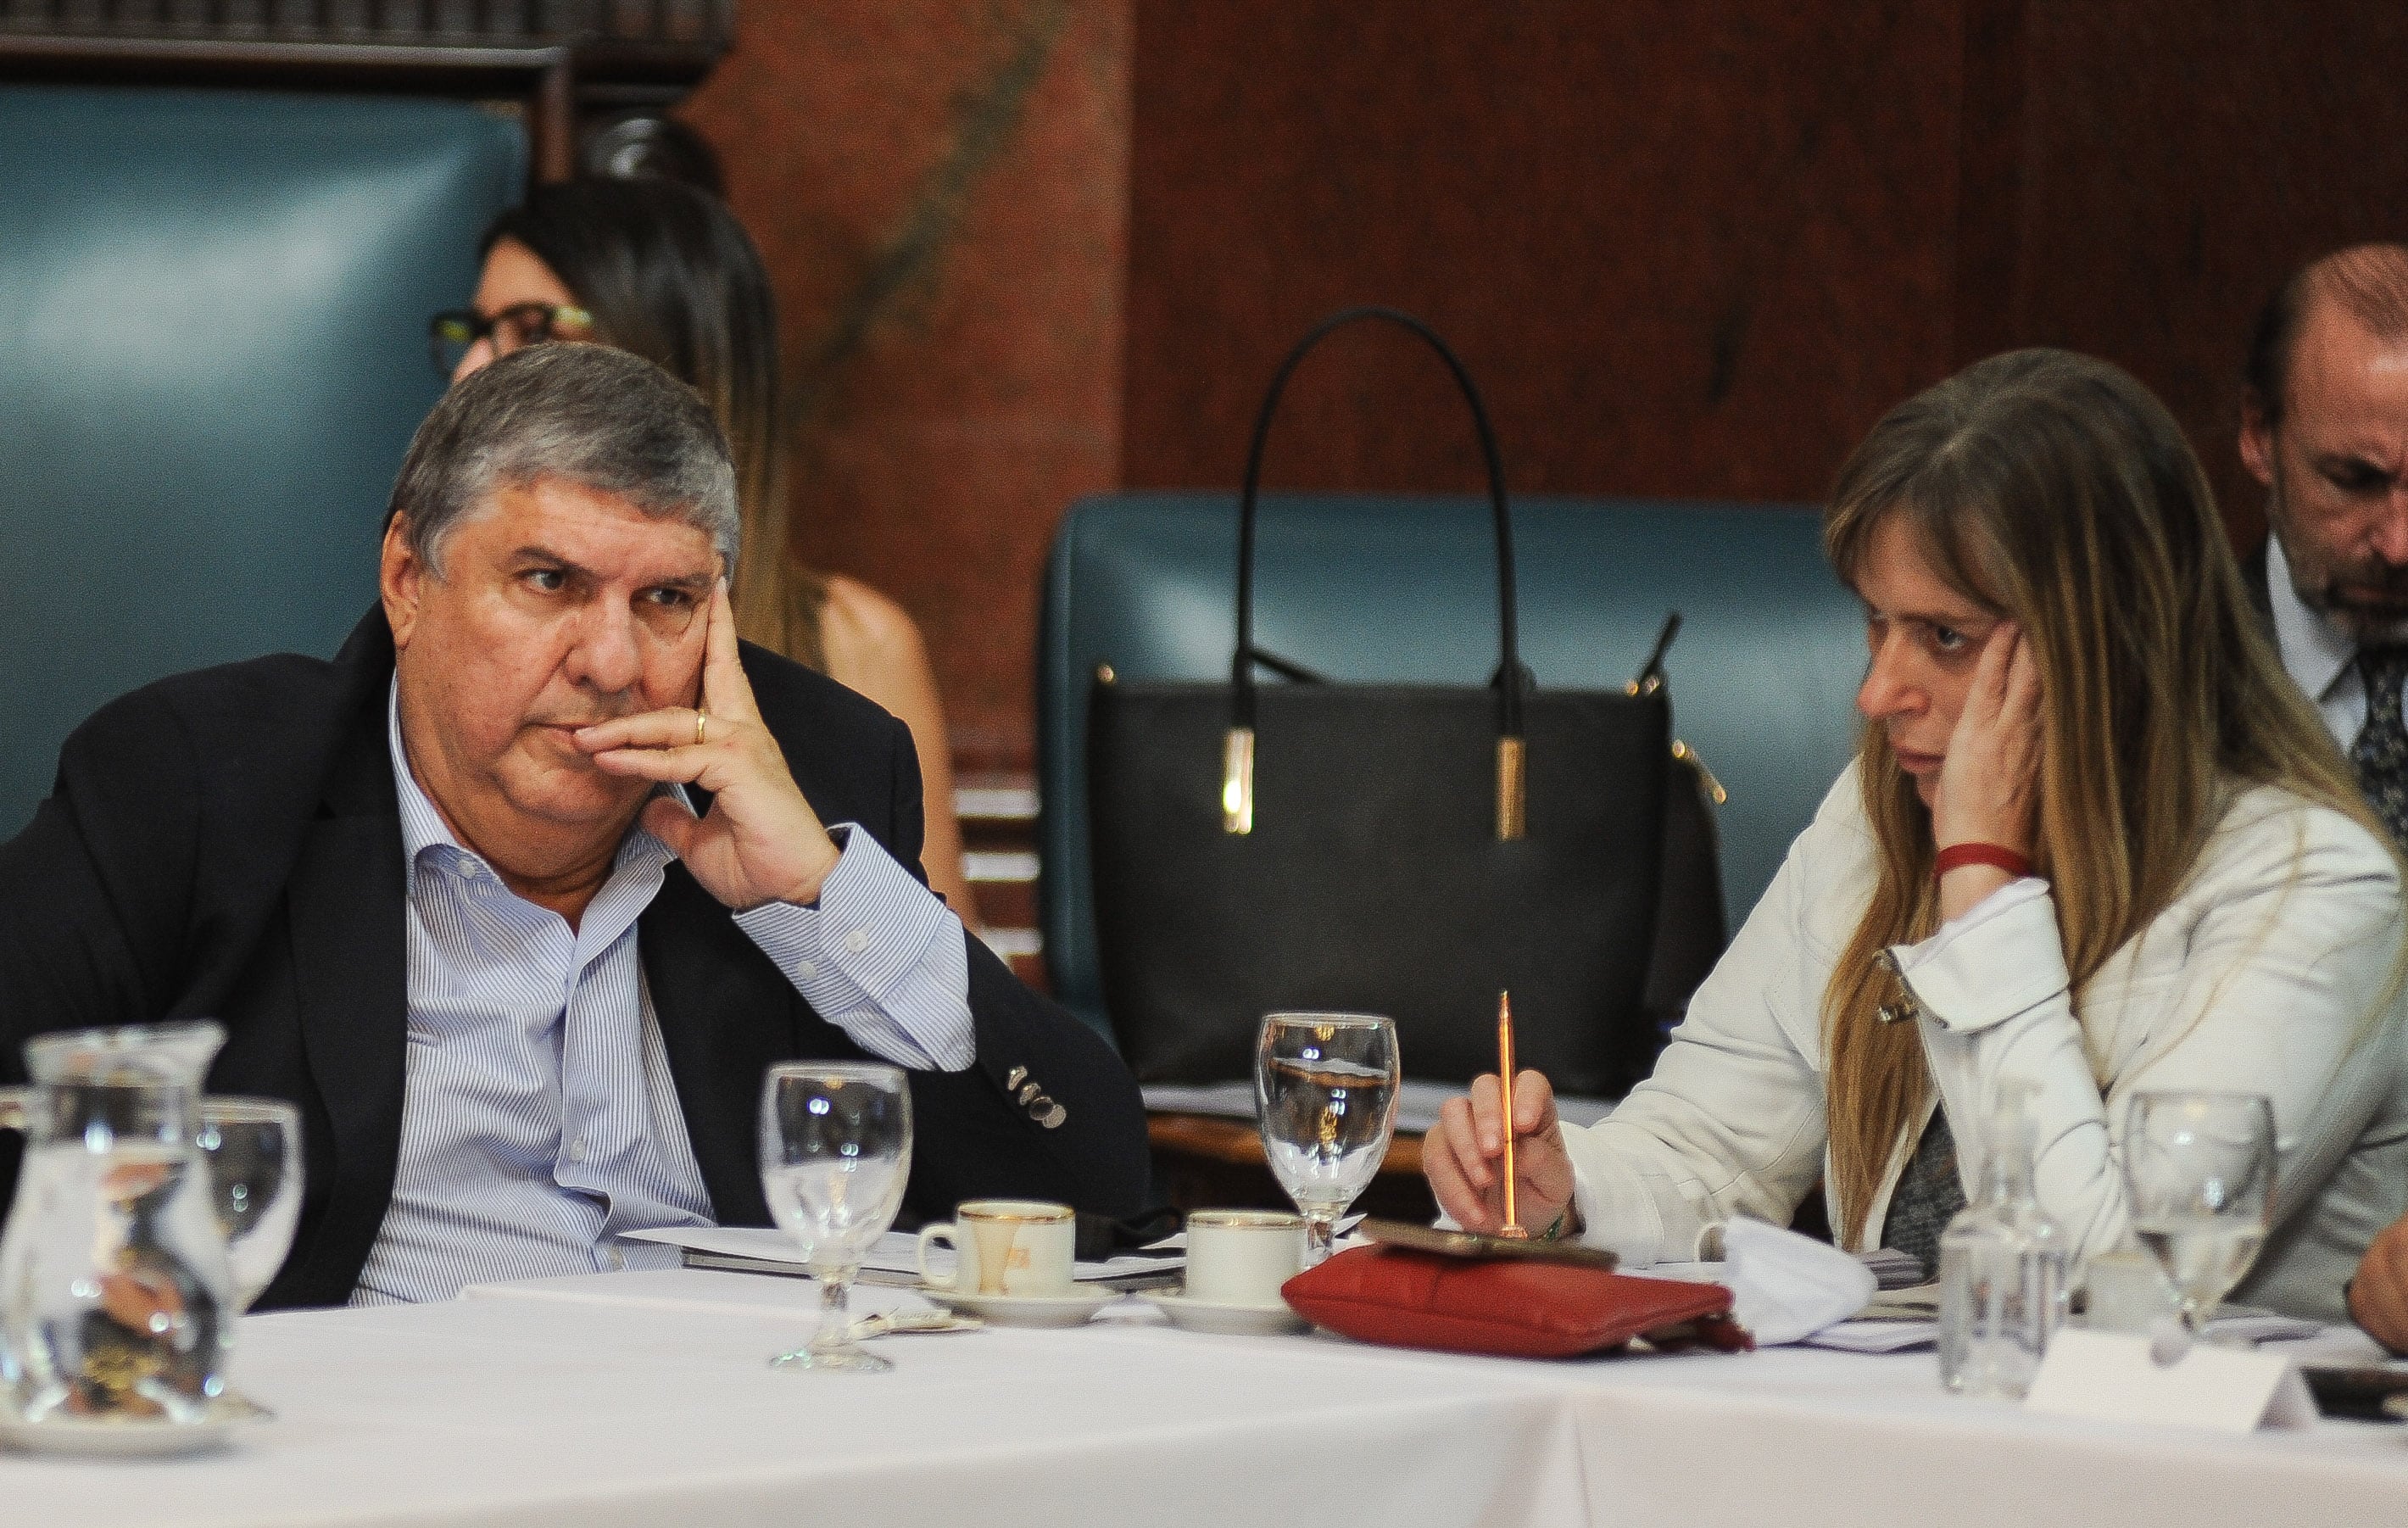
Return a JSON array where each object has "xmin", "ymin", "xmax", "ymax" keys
[
  {"xmin": 0, "ymin": 343, "xmax": 1147, "ymax": 1307},
  {"xmin": 2238, "ymin": 243, "xmax": 2408, "ymax": 849},
  {"xmin": 2237, "ymin": 245, "xmax": 2408, "ymax": 1354}
]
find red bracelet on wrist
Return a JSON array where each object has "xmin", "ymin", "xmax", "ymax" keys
[{"xmin": 1932, "ymin": 842, "xmax": 2033, "ymax": 881}]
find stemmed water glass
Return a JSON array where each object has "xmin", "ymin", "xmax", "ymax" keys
[
  {"xmin": 195, "ymin": 1096, "xmax": 302, "ymax": 1420},
  {"xmin": 759, "ymin": 1062, "xmax": 914, "ymax": 1373},
  {"xmin": 1255, "ymin": 1012, "xmax": 1401, "ymax": 1266},
  {"xmin": 2121, "ymin": 1090, "xmax": 2277, "ymax": 1337}
]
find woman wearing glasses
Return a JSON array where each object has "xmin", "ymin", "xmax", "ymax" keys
[
  {"xmin": 1425, "ymin": 349, "xmax": 2408, "ymax": 1322},
  {"xmin": 430, "ymin": 178, "xmax": 982, "ymax": 930}
]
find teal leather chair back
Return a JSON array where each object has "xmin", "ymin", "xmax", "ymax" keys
[
  {"xmin": 0, "ymin": 85, "xmax": 523, "ymax": 834},
  {"xmin": 1039, "ymin": 492, "xmax": 1868, "ymax": 1036}
]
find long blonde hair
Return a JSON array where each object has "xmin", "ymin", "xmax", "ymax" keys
[
  {"xmin": 488, "ymin": 178, "xmax": 828, "ymax": 668},
  {"xmin": 1818, "ymin": 349, "xmax": 2374, "ymax": 1242}
]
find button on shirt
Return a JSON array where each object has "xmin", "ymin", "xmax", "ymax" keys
[{"xmin": 353, "ymin": 685, "xmax": 975, "ymax": 1305}]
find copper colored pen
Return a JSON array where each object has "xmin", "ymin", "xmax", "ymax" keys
[{"xmin": 1496, "ymin": 990, "xmax": 1528, "ymax": 1238}]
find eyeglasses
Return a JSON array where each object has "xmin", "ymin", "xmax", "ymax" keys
[{"xmin": 427, "ymin": 302, "xmax": 594, "ymax": 376}]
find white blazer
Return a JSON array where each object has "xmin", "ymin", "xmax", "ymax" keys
[{"xmin": 1562, "ymin": 762, "xmax": 2408, "ymax": 1323}]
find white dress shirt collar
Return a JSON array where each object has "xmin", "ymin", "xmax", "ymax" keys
[{"xmin": 2266, "ymin": 532, "xmax": 2358, "ymax": 706}]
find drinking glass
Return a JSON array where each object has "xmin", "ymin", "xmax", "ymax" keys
[
  {"xmin": 1255, "ymin": 1012, "xmax": 1401, "ymax": 1266},
  {"xmin": 2121, "ymin": 1090, "xmax": 2276, "ymax": 1336},
  {"xmin": 195, "ymin": 1096, "xmax": 302, "ymax": 1420},
  {"xmin": 759, "ymin": 1062, "xmax": 913, "ymax": 1373}
]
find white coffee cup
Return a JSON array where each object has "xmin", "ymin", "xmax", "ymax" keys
[
  {"xmin": 917, "ymin": 1199, "xmax": 1077, "ymax": 1297},
  {"xmin": 1183, "ymin": 1208, "xmax": 1307, "ymax": 1306}
]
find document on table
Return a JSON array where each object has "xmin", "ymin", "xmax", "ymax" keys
[
  {"xmin": 1141, "ymin": 1079, "xmax": 1619, "ymax": 1135},
  {"xmin": 624, "ymin": 1226, "xmax": 1182, "ymax": 1290},
  {"xmin": 1809, "ymin": 1281, "xmax": 1941, "ymax": 1349},
  {"xmin": 1805, "ymin": 1319, "xmax": 1939, "ymax": 1353},
  {"xmin": 1795, "ymin": 1302, "xmax": 2329, "ymax": 1357},
  {"xmin": 1857, "ymin": 1248, "xmax": 1926, "ymax": 1291}
]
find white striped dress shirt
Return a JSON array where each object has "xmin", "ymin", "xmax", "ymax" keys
[{"xmin": 353, "ymin": 684, "xmax": 973, "ymax": 1304}]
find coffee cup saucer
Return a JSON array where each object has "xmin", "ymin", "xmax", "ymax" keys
[
  {"xmin": 1140, "ymin": 1286, "xmax": 1308, "ymax": 1336},
  {"xmin": 919, "ymin": 1285, "xmax": 1119, "ymax": 1328}
]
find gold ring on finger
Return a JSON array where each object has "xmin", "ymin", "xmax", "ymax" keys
[{"xmin": 695, "ymin": 708, "xmax": 709, "ymax": 747}]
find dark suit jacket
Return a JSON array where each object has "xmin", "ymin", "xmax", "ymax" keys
[
  {"xmin": 2244, "ymin": 538, "xmax": 2276, "ymax": 639},
  {"xmin": 0, "ymin": 609, "xmax": 1149, "ymax": 1308}
]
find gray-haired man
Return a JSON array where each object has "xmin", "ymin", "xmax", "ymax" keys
[{"xmin": 0, "ymin": 344, "xmax": 1148, "ymax": 1307}]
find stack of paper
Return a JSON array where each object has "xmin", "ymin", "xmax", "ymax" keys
[
  {"xmin": 625, "ymin": 1226, "xmax": 1183, "ymax": 1291},
  {"xmin": 1857, "ymin": 1248, "xmax": 1926, "ymax": 1291},
  {"xmin": 1805, "ymin": 1281, "xmax": 1941, "ymax": 1352},
  {"xmin": 1804, "ymin": 1319, "xmax": 1942, "ymax": 1354}
]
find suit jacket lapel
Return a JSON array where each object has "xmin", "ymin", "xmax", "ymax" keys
[
  {"xmin": 282, "ymin": 626, "xmax": 411, "ymax": 1302},
  {"xmin": 285, "ymin": 815, "xmax": 408, "ymax": 1297},
  {"xmin": 641, "ymin": 865, "xmax": 828, "ymax": 1228}
]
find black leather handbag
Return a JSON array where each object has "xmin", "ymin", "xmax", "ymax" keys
[{"xmin": 1085, "ymin": 308, "xmax": 1673, "ymax": 1094}]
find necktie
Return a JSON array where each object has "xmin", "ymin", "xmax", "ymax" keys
[{"xmin": 2351, "ymin": 645, "xmax": 2408, "ymax": 851}]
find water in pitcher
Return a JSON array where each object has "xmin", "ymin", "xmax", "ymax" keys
[
  {"xmin": 2, "ymin": 1140, "xmax": 229, "ymax": 1422},
  {"xmin": 0, "ymin": 1021, "xmax": 235, "ymax": 1428}
]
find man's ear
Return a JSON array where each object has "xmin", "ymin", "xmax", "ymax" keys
[
  {"xmin": 381, "ymin": 516, "xmax": 426, "ymax": 651},
  {"xmin": 2239, "ymin": 395, "xmax": 2278, "ymax": 489}
]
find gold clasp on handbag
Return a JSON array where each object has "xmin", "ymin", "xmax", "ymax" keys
[
  {"xmin": 1222, "ymin": 727, "xmax": 1255, "ymax": 834},
  {"xmin": 1626, "ymin": 614, "xmax": 1723, "ymax": 807},
  {"xmin": 1496, "ymin": 734, "xmax": 1525, "ymax": 841},
  {"xmin": 1672, "ymin": 739, "xmax": 1727, "ymax": 806}
]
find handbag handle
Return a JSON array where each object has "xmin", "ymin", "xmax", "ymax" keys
[{"xmin": 1224, "ymin": 306, "xmax": 1526, "ymax": 840}]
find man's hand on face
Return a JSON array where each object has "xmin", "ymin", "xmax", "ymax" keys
[{"xmin": 575, "ymin": 581, "xmax": 844, "ymax": 910}]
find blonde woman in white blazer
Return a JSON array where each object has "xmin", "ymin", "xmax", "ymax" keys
[{"xmin": 1425, "ymin": 349, "xmax": 2408, "ymax": 1324}]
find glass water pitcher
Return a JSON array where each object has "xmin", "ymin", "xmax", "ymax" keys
[{"xmin": 0, "ymin": 1021, "xmax": 235, "ymax": 1425}]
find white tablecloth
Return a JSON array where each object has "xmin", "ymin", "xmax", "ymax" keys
[{"xmin": 4, "ymin": 1268, "xmax": 2405, "ymax": 1527}]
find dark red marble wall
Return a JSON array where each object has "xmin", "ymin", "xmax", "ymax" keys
[
  {"xmin": 1123, "ymin": 1, "xmax": 1968, "ymax": 502},
  {"xmin": 681, "ymin": 0, "xmax": 1129, "ymax": 772},
  {"xmin": 678, "ymin": 0, "xmax": 2408, "ymax": 773},
  {"xmin": 1992, "ymin": 0, "xmax": 2408, "ymax": 544},
  {"xmin": 1124, "ymin": 0, "xmax": 2408, "ymax": 542}
]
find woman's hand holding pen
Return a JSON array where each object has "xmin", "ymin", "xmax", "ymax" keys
[{"xmin": 1425, "ymin": 1069, "xmax": 1579, "ymax": 1237}]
